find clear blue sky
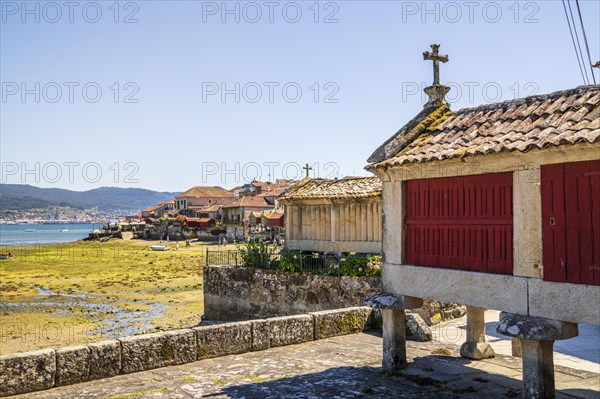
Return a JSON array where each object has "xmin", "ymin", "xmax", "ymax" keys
[{"xmin": 1, "ymin": 0, "xmax": 599, "ymax": 192}]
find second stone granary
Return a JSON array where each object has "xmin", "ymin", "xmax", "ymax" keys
[
  {"xmin": 366, "ymin": 45, "xmax": 600, "ymax": 399},
  {"xmin": 280, "ymin": 177, "xmax": 382, "ymax": 254}
]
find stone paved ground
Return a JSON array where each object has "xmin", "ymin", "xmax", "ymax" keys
[
  {"xmin": 11, "ymin": 333, "xmax": 600, "ymax": 399},
  {"xmin": 432, "ymin": 310, "xmax": 600, "ymax": 374}
]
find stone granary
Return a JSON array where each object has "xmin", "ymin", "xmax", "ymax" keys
[
  {"xmin": 280, "ymin": 177, "xmax": 382, "ymax": 254},
  {"xmin": 366, "ymin": 45, "xmax": 599, "ymax": 398}
]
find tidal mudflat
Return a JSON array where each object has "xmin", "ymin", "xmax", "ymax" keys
[{"xmin": 0, "ymin": 239, "xmax": 224, "ymax": 354}]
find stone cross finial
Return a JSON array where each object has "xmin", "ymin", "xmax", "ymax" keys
[
  {"xmin": 423, "ymin": 44, "xmax": 449, "ymax": 85},
  {"xmin": 303, "ymin": 163, "xmax": 313, "ymax": 178}
]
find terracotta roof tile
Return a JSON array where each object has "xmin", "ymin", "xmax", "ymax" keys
[
  {"xmin": 282, "ymin": 177, "xmax": 381, "ymax": 201},
  {"xmin": 264, "ymin": 212, "xmax": 284, "ymax": 220},
  {"xmin": 222, "ymin": 196, "xmax": 274, "ymax": 208},
  {"xmin": 368, "ymin": 85, "xmax": 600, "ymax": 169},
  {"xmin": 189, "ymin": 205, "xmax": 221, "ymax": 212},
  {"xmin": 184, "ymin": 217, "xmax": 215, "ymax": 223},
  {"xmin": 175, "ymin": 186, "xmax": 234, "ymax": 199},
  {"xmin": 258, "ymin": 187, "xmax": 287, "ymax": 197}
]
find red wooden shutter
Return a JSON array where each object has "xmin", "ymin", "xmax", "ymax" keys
[
  {"xmin": 405, "ymin": 173, "xmax": 513, "ymax": 275},
  {"xmin": 542, "ymin": 160, "xmax": 600, "ymax": 285},
  {"xmin": 541, "ymin": 164, "xmax": 567, "ymax": 282}
]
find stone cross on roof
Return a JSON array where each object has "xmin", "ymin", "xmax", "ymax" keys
[
  {"xmin": 303, "ymin": 163, "xmax": 313, "ymax": 178},
  {"xmin": 423, "ymin": 44, "xmax": 449, "ymax": 85}
]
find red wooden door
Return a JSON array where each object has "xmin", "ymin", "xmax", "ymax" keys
[
  {"xmin": 541, "ymin": 160, "xmax": 600, "ymax": 285},
  {"xmin": 405, "ymin": 173, "xmax": 513, "ymax": 274}
]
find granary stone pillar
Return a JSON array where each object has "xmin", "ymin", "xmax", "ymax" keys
[
  {"xmin": 382, "ymin": 308, "xmax": 406, "ymax": 372},
  {"xmin": 460, "ymin": 306, "xmax": 495, "ymax": 360},
  {"xmin": 366, "ymin": 293, "xmax": 416, "ymax": 373},
  {"xmin": 497, "ymin": 312, "xmax": 578, "ymax": 399}
]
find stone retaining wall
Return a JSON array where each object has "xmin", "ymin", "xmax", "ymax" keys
[
  {"xmin": 203, "ymin": 266, "xmax": 466, "ymax": 326},
  {"xmin": 0, "ymin": 307, "xmax": 375, "ymax": 397},
  {"xmin": 203, "ymin": 266, "xmax": 381, "ymax": 321}
]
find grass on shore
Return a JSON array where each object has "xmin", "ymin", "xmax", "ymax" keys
[{"xmin": 0, "ymin": 239, "xmax": 236, "ymax": 355}]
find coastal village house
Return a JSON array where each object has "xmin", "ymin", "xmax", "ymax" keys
[
  {"xmin": 139, "ymin": 180, "xmax": 294, "ymax": 239},
  {"xmin": 141, "ymin": 204, "xmax": 161, "ymax": 219},
  {"xmin": 247, "ymin": 210, "xmax": 285, "ymax": 230},
  {"xmin": 141, "ymin": 201, "xmax": 175, "ymax": 219},
  {"xmin": 191, "ymin": 204, "xmax": 221, "ymax": 220},
  {"xmin": 183, "ymin": 216, "xmax": 216, "ymax": 229},
  {"xmin": 257, "ymin": 186, "xmax": 287, "ymax": 209},
  {"xmin": 222, "ymin": 196, "xmax": 275, "ymax": 239},
  {"xmin": 235, "ymin": 179, "xmax": 294, "ymax": 209},
  {"xmin": 174, "ymin": 186, "xmax": 235, "ymax": 217},
  {"xmin": 263, "ymin": 212, "xmax": 285, "ymax": 229},
  {"xmin": 366, "ymin": 45, "xmax": 600, "ymax": 398},
  {"xmin": 279, "ymin": 177, "xmax": 382, "ymax": 254}
]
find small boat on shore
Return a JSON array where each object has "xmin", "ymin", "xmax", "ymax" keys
[{"xmin": 150, "ymin": 245, "xmax": 171, "ymax": 251}]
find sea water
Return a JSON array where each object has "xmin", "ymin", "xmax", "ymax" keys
[{"xmin": 0, "ymin": 223, "xmax": 96, "ymax": 246}]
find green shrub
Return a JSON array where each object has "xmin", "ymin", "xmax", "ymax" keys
[
  {"xmin": 238, "ymin": 239, "xmax": 272, "ymax": 268},
  {"xmin": 336, "ymin": 254, "xmax": 381, "ymax": 277}
]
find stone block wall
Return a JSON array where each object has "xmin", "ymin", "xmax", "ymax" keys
[
  {"xmin": 203, "ymin": 266, "xmax": 381, "ymax": 321},
  {"xmin": 0, "ymin": 307, "xmax": 375, "ymax": 397},
  {"xmin": 203, "ymin": 266, "xmax": 466, "ymax": 326}
]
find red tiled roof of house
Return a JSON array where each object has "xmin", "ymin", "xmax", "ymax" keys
[
  {"xmin": 282, "ymin": 177, "xmax": 382, "ymax": 201},
  {"xmin": 368, "ymin": 85, "xmax": 600, "ymax": 169},
  {"xmin": 264, "ymin": 212, "xmax": 284, "ymax": 220},
  {"xmin": 188, "ymin": 205, "xmax": 221, "ymax": 212},
  {"xmin": 222, "ymin": 196, "xmax": 274, "ymax": 208},
  {"xmin": 258, "ymin": 187, "xmax": 287, "ymax": 197},
  {"xmin": 175, "ymin": 186, "xmax": 235, "ymax": 199},
  {"xmin": 184, "ymin": 217, "xmax": 215, "ymax": 223}
]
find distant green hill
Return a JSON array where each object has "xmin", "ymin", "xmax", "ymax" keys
[{"xmin": 0, "ymin": 184, "xmax": 179, "ymax": 212}]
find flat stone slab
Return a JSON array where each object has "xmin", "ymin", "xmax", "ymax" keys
[
  {"xmin": 55, "ymin": 345, "xmax": 89, "ymax": 386},
  {"xmin": 0, "ymin": 349, "xmax": 55, "ymax": 397},
  {"xmin": 311, "ymin": 307, "xmax": 372, "ymax": 340},
  {"xmin": 497, "ymin": 312, "xmax": 579, "ymax": 341},
  {"xmin": 8, "ymin": 333, "xmax": 599, "ymax": 399},
  {"xmin": 194, "ymin": 321, "xmax": 252, "ymax": 360},
  {"xmin": 365, "ymin": 292, "xmax": 405, "ymax": 309},
  {"xmin": 250, "ymin": 319, "xmax": 270, "ymax": 352},
  {"xmin": 268, "ymin": 314, "xmax": 314, "ymax": 347},
  {"xmin": 87, "ymin": 340, "xmax": 121, "ymax": 380},
  {"xmin": 120, "ymin": 329, "xmax": 196, "ymax": 373}
]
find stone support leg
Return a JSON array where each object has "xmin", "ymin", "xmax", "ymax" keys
[
  {"xmin": 512, "ymin": 337, "xmax": 522, "ymax": 357},
  {"xmin": 366, "ymin": 293, "xmax": 409, "ymax": 373},
  {"xmin": 496, "ymin": 312, "xmax": 578, "ymax": 399},
  {"xmin": 382, "ymin": 308, "xmax": 407, "ymax": 372},
  {"xmin": 521, "ymin": 339, "xmax": 556, "ymax": 398},
  {"xmin": 460, "ymin": 306, "xmax": 495, "ymax": 360}
]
